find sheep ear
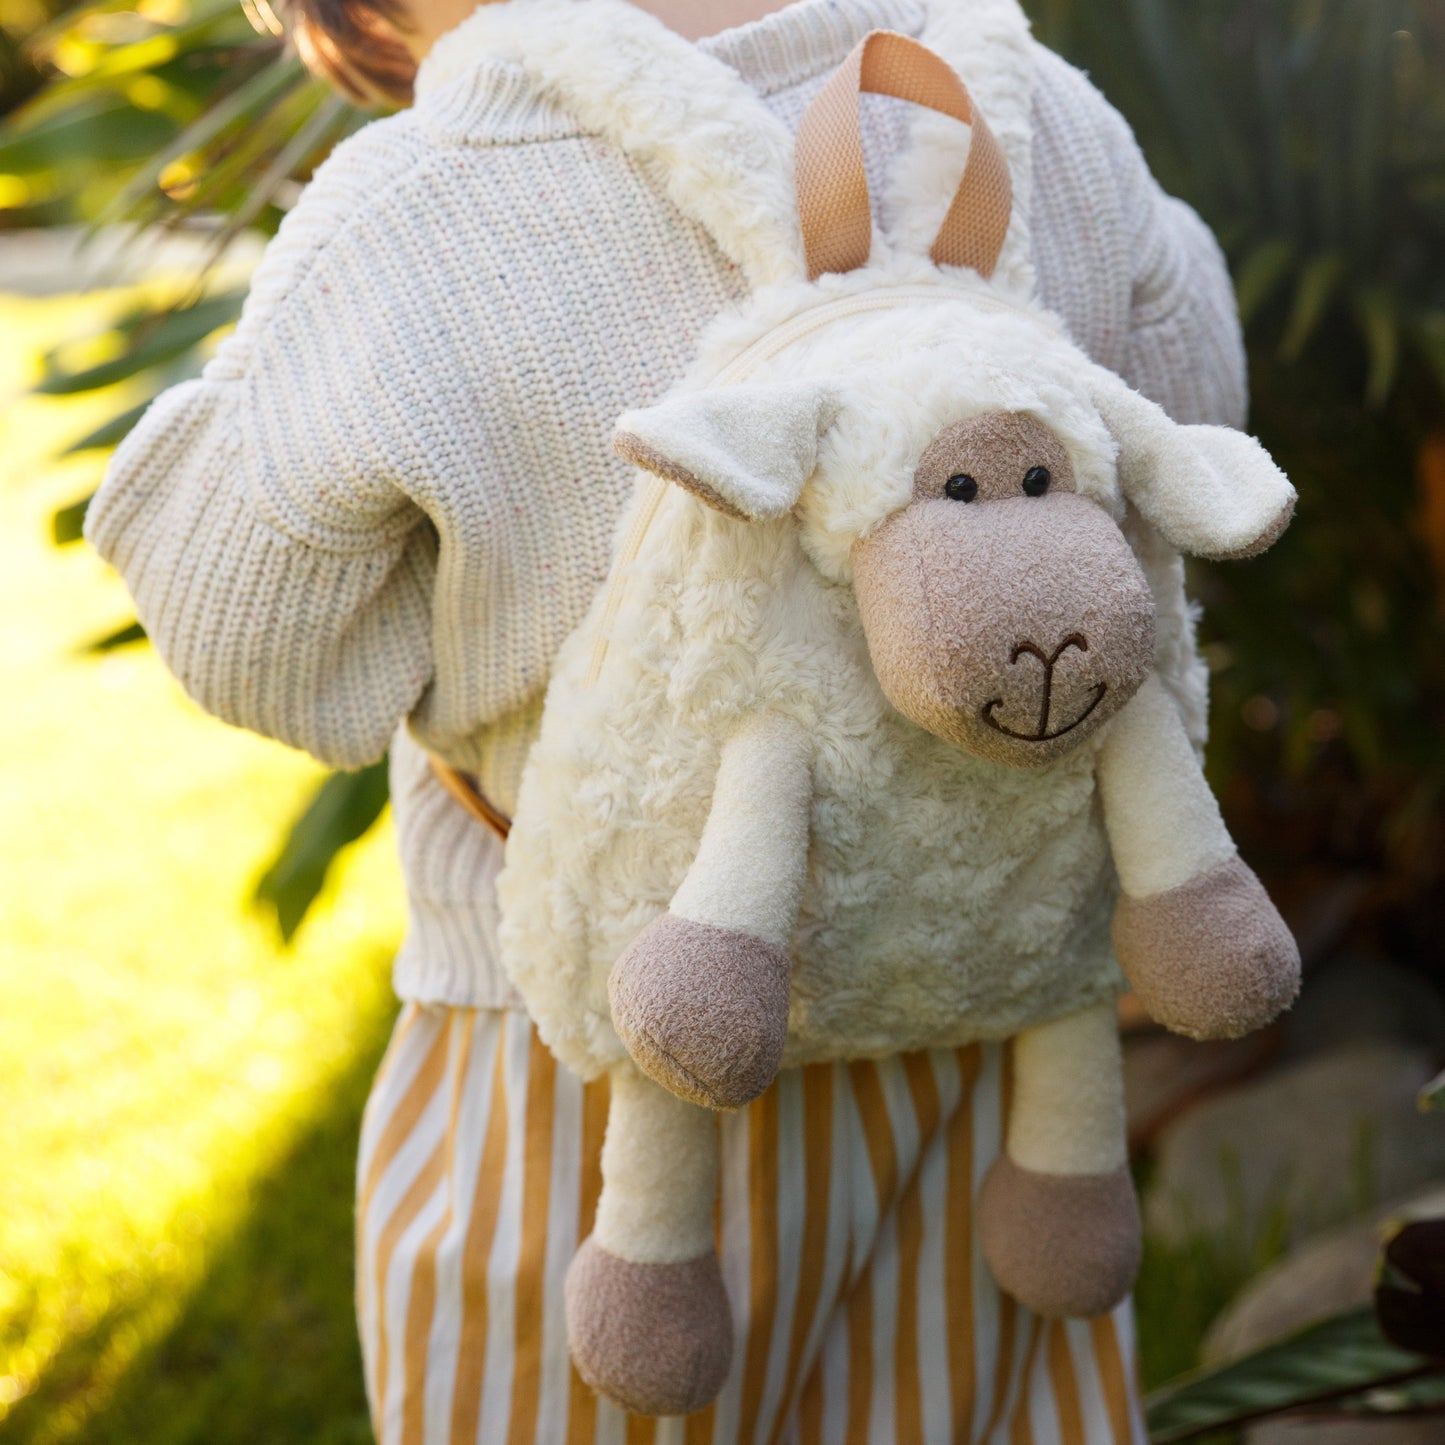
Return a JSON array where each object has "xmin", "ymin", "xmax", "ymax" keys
[
  {"xmin": 614, "ymin": 382, "xmax": 839, "ymax": 521},
  {"xmin": 1090, "ymin": 374, "xmax": 1296, "ymax": 559}
]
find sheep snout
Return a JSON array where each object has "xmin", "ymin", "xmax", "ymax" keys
[{"xmin": 851, "ymin": 493, "xmax": 1156, "ymax": 767}]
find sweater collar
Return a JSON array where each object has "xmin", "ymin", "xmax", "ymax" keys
[
  {"xmin": 697, "ymin": 0, "xmax": 926, "ymax": 95},
  {"xmin": 418, "ymin": 0, "xmax": 924, "ymax": 101}
]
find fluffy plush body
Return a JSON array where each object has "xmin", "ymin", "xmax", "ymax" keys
[
  {"xmin": 498, "ymin": 269, "xmax": 1291, "ymax": 1073},
  {"xmin": 508, "ymin": 282, "xmax": 1099, "ymax": 1071}
]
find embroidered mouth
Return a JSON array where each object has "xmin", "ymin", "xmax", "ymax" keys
[{"xmin": 981, "ymin": 635, "xmax": 1107, "ymax": 743}]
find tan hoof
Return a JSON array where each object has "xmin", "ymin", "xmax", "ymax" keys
[
  {"xmin": 565, "ymin": 1236, "xmax": 733, "ymax": 1416},
  {"xmin": 609, "ymin": 913, "xmax": 790, "ymax": 1110},
  {"xmin": 978, "ymin": 1156, "xmax": 1140, "ymax": 1318},
  {"xmin": 1113, "ymin": 856, "xmax": 1300, "ymax": 1041}
]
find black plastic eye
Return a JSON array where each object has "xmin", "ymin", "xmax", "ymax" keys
[
  {"xmin": 944, "ymin": 473, "xmax": 978, "ymax": 502},
  {"xmin": 1022, "ymin": 466, "xmax": 1051, "ymax": 497}
]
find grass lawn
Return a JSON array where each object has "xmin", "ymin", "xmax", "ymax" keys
[{"xmin": 0, "ymin": 286, "xmax": 405, "ymax": 1444}]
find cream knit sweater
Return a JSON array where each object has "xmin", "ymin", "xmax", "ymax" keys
[{"xmin": 87, "ymin": 0, "xmax": 1246, "ymax": 1008}]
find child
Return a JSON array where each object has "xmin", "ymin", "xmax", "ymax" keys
[{"xmin": 87, "ymin": 0, "xmax": 1247, "ymax": 1439}]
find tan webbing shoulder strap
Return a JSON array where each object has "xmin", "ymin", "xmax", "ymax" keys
[
  {"xmin": 794, "ymin": 30, "xmax": 1013, "ymax": 281},
  {"xmin": 428, "ymin": 754, "xmax": 512, "ymax": 841}
]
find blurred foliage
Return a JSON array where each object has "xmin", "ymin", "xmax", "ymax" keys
[
  {"xmin": 1033, "ymin": 0, "xmax": 1445, "ymax": 399},
  {"xmin": 0, "ymin": 288, "xmax": 403, "ymax": 1440},
  {"xmin": 1138, "ymin": 1213, "xmax": 1445, "ymax": 1441},
  {"xmin": 0, "ymin": 0, "xmax": 377, "ymax": 938},
  {"xmin": 1130, "ymin": 1167, "xmax": 1294, "ymax": 1393},
  {"xmin": 1027, "ymin": 0, "xmax": 1445, "ymax": 975},
  {"xmin": 0, "ymin": 0, "xmax": 360, "ymax": 232},
  {"xmin": 255, "ymin": 758, "xmax": 390, "ymax": 941}
]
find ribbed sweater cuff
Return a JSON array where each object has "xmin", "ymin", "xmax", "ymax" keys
[{"xmin": 392, "ymin": 894, "xmax": 525, "ymax": 1008}]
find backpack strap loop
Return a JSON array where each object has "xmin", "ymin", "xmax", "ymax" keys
[
  {"xmin": 429, "ymin": 754, "xmax": 512, "ymax": 841},
  {"xmin": 795, "ymin": 30, "xmax": 1013, "ymax": 281}
]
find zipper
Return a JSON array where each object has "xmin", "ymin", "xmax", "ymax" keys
[
  {"xmin": 583, "ymin": 283, "xmax": 1047, "ymax": 686},
  {"xmin": 703, "ymin": 283, "xmax": 1042, "ymax": 387}
]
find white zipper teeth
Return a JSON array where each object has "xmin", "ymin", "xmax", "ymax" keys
[
  {"xmin": 584, "ymin": 284, "xmax": 1045, "ymax": 686},
  {"xmin": 709, "ymin": 284, "xmax": 1040, "ymax": 384}
]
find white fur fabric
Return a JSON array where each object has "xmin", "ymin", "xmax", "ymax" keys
[
  {"xmin": 668, "ymin": 712, "xmax": 813, "ymax": 947},
  {"xmin": 617, "ymin": 382, "xmax": 838, "ymax": 520},
  {"xmin": 1091, "ymin": 374, "xmax": 1296, "ymax": 560},
  {"xmin": 594, "ymin": 1066, "xmax": 718, "ymax": 1262}
]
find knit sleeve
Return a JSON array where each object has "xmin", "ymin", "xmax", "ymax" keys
[
  {"xmin": 86, "ymin": 374, "xmax": 437, "ymax": 769},
  {"xmin": 85, "ymin": 127, "xmax": 448, "ymax": 770},
  {"xmin": 1097, "ymin": 96, "xmax": 1248, "ymax": 428},
  {"xmin": 1029, "ymin": 44, "xmax": 1247, "ymax": 430},
  {"xmin": 1122, "ymin": 182, "xmax": 1248, "ymax": 429}
]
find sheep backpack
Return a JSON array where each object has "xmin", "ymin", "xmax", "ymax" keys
[{"xmin": 459, "ymin": 0, "xmax": 1303, "ymax": 1418}]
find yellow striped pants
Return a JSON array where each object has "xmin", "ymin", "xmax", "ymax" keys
[{"xmin": 357, "ymin": 1004, "xmax": 1147, "ymax": 1445}]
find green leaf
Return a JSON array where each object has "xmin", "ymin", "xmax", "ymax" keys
[
  {"xmin": 51, "ymin": 492, "xmax": 93, "ymax": 545},
  {"xmin": 35, "ymin": 289, "xmax": 244, "ymax": 395},
  {"xmin": 1278, "ymin": 252, "xmax": 1345, "ymax": 362},
  {"xmin": 197, "ymin": 92, "xmax": 350, "ymax": 266},
  {"xmin": 0, "ymin": 98, "xmax": 176, "ymax": 173},
  {"xmin": 1343, "ymin": 0, "xmax": 1400, "ymax": 262},
  {"xmin": 157, "ymin": 79, "xmax": 327, "ymax": 229},
  {"xmin": 1353, "ymin": 283, "xmax": 1401, "ymax": 407},
  {"xmin": 1341, "ymin": 1371, "xmax": 1445, "ymax": 1414},
  {"xmin": 97, "ymin": 57, "xmax": 304, "ymax": 227},
  {"xmin": 1420, "ymin": 1068, "xmax": 1445, "ymax": 1114},
  {"xmin": 83, "ymin": 619, "xmax": 146, "ymax": 652},
  {"xmin": 1145, "ymin": 1307, "xmax": 1435, "ymax": 1443},
  {"xmin": 1233, "ymin": 238, "xmax": 1297, "ymax": 327},
  {"xmin": 60, "ymin": 398, "xmax": 153, "ymax": 455},
  {"xmin": 253, "ymin": 762, "xmax": 390, "ymax": 943},
  {"xmin": 26, "ymin": 0, "xmax": 240, "ymax": 67},
  {"xmin": 1410, "ymin": 313, "xmax": 1445, "ymax": 403}
]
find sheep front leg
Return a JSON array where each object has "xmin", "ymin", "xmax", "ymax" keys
[
  {"xmin": 979, "ymin": 1002, "xmax": 1140, "ymax": 1317},
  {"xmin": 1096, "ymin": 676, "xmax": 1300, "ymax": 1039},
  {"xmin": 609, "ymin": 711, "xmax": 812, "ymax": 1110},
  {"xmin": 566, "ymin": 1065, "xmax": 732, "ymax": 1416}
]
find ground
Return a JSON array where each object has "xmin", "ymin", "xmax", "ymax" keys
[{"xmin": 0, "ymin": 285, "xmax": 405, "ymax": 1444}]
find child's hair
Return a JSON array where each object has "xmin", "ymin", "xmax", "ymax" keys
[{"xmin": 285, "ymin": 0, "xmax": 418, "ymax": 107}]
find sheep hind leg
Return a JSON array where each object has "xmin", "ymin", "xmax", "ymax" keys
[
  {"xmin": 566, "ymin": 1064, "xmax": 732, "ymax": 1416},
  {"xmin": 978, "ymin": 1000, "xmax": 1140, "ymax": 1318}
]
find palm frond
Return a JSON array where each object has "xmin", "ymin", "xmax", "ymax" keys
[
  {"xmin": 1145, "ymin": 1307, "xmax": 1440, "ymax": 1444},
  {"xmin": 253, "ymin": 762, "xmax": 390, "ymax": 942}
]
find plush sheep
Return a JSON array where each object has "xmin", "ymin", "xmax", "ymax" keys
[{"xmin": 494, "ymin": 32, "xmax": 1301, "ymax": 1418}]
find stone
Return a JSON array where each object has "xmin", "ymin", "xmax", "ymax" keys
[
  {"xmin": 1123, "ymin": 1025, "xmax": 1279, "ymax": 1152},
  {"xmin": 1282, "ymin": 954, "xmax": 1445, "ymax": 1062},
  {"xmin": 1145, "ymin": 1042, "xmax": 1445, "ymax": 1251},
  {"xmin": 1204, "ymin": 1185, "xmax": 1445, "ymax": 1364}
]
